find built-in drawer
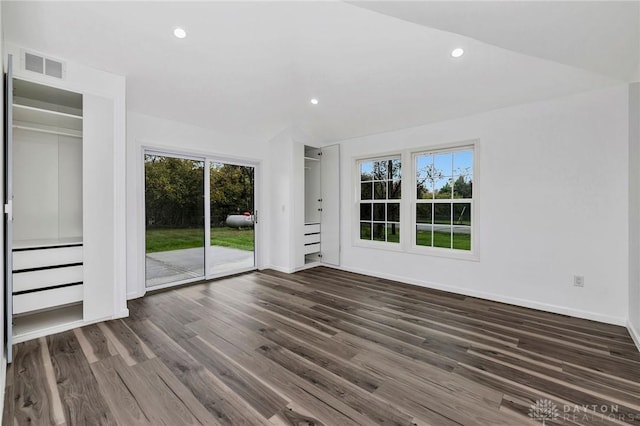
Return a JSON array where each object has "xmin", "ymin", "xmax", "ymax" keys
[
  {"xmin": 13, "ymin": 246, "xmax": 83, "ymax": 271},
  {"xmin": 13, "ymin": 284, "xmax": 83, "ymax": 315},
  {"xmin": 304, "ymin": 223, "xmax": 320, "ymax": 234},
  {"xmin": 304, "ymin": 243, "xmax": 321, "ymax": 255},
  {"xmin": 13, "ymin": 265, "xmax": 83, "ymax": 294},
  {"xmin": 303, "ymin": 233, "xmax": 321, "ymax": 245}
]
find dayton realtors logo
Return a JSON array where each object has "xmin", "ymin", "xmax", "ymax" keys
[
  {"xmin": 529, "ymin": 399, "xmax": 559, "ymax": 424},
  {"xmin": 529, "ymin": 399, "xmax": 635, "ymax": 423}
]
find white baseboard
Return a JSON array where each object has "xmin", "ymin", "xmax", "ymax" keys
[
  {"xmin": 334, "ymin": 265, "xmax": 628, "ymax": 327},
  {"xmin": 264, "ymin": 265, "xmax": 295, "ymax": 274},
  {"xmin": 628, "ymin": 321, "xmax": 640, "ymax": 352},
  {"xmin": 127, "ymin": 290, "xmax": 145, "ymax": 300}
]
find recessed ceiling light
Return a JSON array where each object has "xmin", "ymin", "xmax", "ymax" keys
[
  {"xmin": 174, "ymin": 28, "xmax": 187, "ymax": 39},
  {"xmin": 451, "ymin": 48, "xmax": 464, "ymax": 58},
  {"xmin": 310, "ymin": 98, "xmax": 319, "ymax": 105}
]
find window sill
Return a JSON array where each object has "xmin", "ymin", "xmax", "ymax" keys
[
  {"xmin": 353, "ymin": 239, "xmax": 405, "ymax": 252},
  {"xmin": 407, "ymin": 245, "xmax": 479, "ymax": 262}
]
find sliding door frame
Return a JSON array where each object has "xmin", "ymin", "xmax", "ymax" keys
[{"xmin": 140, "ymin": 145, "xmax": 260, "ymax": 293}]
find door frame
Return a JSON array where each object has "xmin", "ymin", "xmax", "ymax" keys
[{"xmin": 139, "ymin": 145, "xmax": 260, "ymax": 294}]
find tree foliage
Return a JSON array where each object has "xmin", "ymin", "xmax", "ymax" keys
[{"xmin": 144, "ymin": 155, "xmax": 254, "ymax": 229}]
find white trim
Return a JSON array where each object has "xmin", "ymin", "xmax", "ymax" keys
[
  {"xmin": 628, "ymin": 321, "xmax": 640, "ymax": 352},
  {"xmin": 352, "ymin": 154, "xmax": 403, "ymax": 248},
  {"xmin": 334, "ymin": 264, "xmax": 627, "ymax": 326},
  {"xmin": 265, "ymin": 265, "xmax": 295, "ymax": 274},
  {"xmin": 410, "ymin": 140, "xmax": 479, "ymax": 259}
]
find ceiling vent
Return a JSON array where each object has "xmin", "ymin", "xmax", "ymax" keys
[{"xmin": 23, "ymin": 51, "xmax": 65, "ymax": 79}]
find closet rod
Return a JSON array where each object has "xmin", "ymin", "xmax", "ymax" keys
[{"xmin": 12, "ymin": 125, "xmax": 81, "ymax": 139}]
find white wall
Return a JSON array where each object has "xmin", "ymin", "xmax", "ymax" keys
[
  {"xmin": 629, "ymin": 82, "xmax": 640, "ymax": 345},
  {"xmin": 125, "ymin": 112, "xmax": 271, "ymax": 298},
  {"xmin": 335, "ymin": 86, "xmax": 630, "ymax": 325},
  {"xmin": 266, "ymin": 129, "xmax": 296, "ymax": 272}
]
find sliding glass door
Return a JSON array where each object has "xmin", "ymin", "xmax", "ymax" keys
[
  {"xmin": 144, "ymin": 154, "xmax": 205, "ymax": 287},
  {"xmin": 144, "ymin": 151, "xmax": 256, "ymax": 289},
  {"xmin": 209, "ymin": 162, "xmax": 255, "ymax": 276}
]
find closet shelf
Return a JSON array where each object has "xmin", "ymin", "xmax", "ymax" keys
[
  {"xmin": 304, "ymin": 156, "xmax": 320, "ymax": 162},
  {"xmin": 13, "ymin": 121, "xmax": 82, "ymax": 138},
  {"xmin": 13, "ymin": 103, "xmax": 82, "ymax": 132}
]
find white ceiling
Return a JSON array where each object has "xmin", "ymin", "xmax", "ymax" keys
[{"xmin": 2, "ymin": 1, "xmax": 636, "ymax": 144}]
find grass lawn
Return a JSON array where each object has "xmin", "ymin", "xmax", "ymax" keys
[
  {"xmin": 417, "ymin": 230, "xmax": 471, "ymax": 250},
  {"xmin": 146, "ymin": 227, "xmax": 254, "ymax": 253}
]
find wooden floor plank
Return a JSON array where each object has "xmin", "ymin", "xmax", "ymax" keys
[
  {"xmin": 47, "ymin": 331, "xmax": 117, "ymax": 425},
  {"xmin": 5, "ymin": 267, "xmax": 640, "ymax": 426}
]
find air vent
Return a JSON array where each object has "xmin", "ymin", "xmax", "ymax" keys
[
  {"xmin": 45, "ymin": 58, "xmax": 63, "ymax": 78},
  {"xmin": 24, "ymin": 52, "xmax": 44, "ymax": 74},
  {"xmin": 22, "ymin": 51, "xmax": 65, "ymax": 79}
]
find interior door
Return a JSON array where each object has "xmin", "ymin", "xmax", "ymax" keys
[
  {"xmin": 4, "ymin": 55, "xmax": 13, "ymax": 363},
  {"xmin": 320, "ymin": 144, "xmax": 340, "ymax": 266}
]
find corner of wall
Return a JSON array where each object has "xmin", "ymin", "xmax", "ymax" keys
[{"xmin": 628, "ymin": 321, "xmax": 640, "ymax": 352}]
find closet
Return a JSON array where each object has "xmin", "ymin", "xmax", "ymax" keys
[
  {"xmin": 4, "ymin": 48, "xmax": 127, "ymax": 362},
  {"xmin": 296, "ymin": 143, "xmax": 340, "ymax": 269},
  {"xmin": 9, "ymin": 76, "xmax": 84, "ymax": 341}
]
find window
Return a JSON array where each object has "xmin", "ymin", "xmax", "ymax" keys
[
  {"xmin": 358, "ymin": 157, "xmax": 401, "ymax": 243},
  {"xmin": 415, "ymin": 147, "xmax": 473, "ymax": 251}
]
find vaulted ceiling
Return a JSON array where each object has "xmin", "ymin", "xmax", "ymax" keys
[{"xmin": 3, "ymin": 1, "xmax": 638, "ymax": 143}]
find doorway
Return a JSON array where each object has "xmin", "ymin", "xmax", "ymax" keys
[{"xmin": 144, "ymin": 151, "xmax": 257, "ymax": 289}]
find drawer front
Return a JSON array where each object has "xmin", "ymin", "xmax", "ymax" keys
[
  {"xmin": 303, "ymin": 233, "xmax": 321, "ymax": 245},
  {"xmin": 13, "ymin": 265, "xmax": 83, "ymax": 293},
  {"xmin": 13, "ymin": 284, "xmax": 83, "ymax": 315},
  {"xmin": 304, "ymin": 243, "xmax": 321, "ymax": 255},
  {"xmin": 13, "ymin": 246, "xmax": 83, "ymax": 271},
  {"xmin": 304, "ymin": 224, "xmax": 321, "ymax": 234}
]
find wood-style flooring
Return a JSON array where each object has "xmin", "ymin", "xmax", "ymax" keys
[{"xmin": 3, "ymin": 267, "xmax": 640, "ymax": 425}]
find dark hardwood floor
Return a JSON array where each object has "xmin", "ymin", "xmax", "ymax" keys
[{"xmin": 4, "ymin": 267, "xmax": 640, "ymax": 425}]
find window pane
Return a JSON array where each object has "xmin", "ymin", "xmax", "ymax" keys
[
  {"xmin": 372, "ymin": 223, "xmax": 385, "ymax": 241},
  {"xmin": 434, "ymin": 203, "xmax": 451, "ymax": 225},
  {"xmin": 360, "ymin": 203, "xmax": 372, "ymax": 221},
  {"xmin": 416, "ymin": 225, "xmax": 432, "ymax": 247},
  {"xmin": 433, "ymin": 225, "xmax": 452, "ymax": 248},
  {"xmin": 453, "ymin": 175, "xmax": 472, "ymax": 199},
  {"xmin": 361, "ymin": 161, "xmax": 373, "ymax": 181},
  {"xmin": 416, "ymin": 203, "xmax": 432, "ymax": 223},
  {"xmin": 387, "ymin": 223, "xmax": 400, "ymax": 243},
  {"xmin": 417, "ymin": 182, "xmax": 432, "ymax": 200},
  {"xmin": 416, "ymin": 155, "xmax": 436, "ymax": 200},
  {"xmin": 374, "ymin": 182, "xmax": 387, "ymax": 199},
  {"xmin": 360, "ymin": 222, "xmax": 371, "ymax": 240},
  {"xmin": 434, "ymin": 153, "xmax": 452, "ymax": 177},
  {"xmin": 389, "ymin": 159, "xmax": 401, "ymax": 180},
  {"xmin": 453, "ymin": 226, "xmax": 471, "ymax": 250},
  {"xmin": 387, "ymin": 203, "xmax": 400, "ymax": 222},
  {"xmin": 373, "ymin": 204, "xmax": 385, "ymax": 221},
  {"xmin": 434, "ymin": 176, "xmax": 452, "ymax": 199},
  {"xmin": 361, "ymin": 182, "xmax": 372, "ymax": 200},
  {"xmin": 389, "ymin": 180, "xmax": 401, "ymax": 199},
  {"xmin": 453, "ymin": 203, "xmax": 471, "ymax": 225},
  {"xmin": 374, "ymin": 161, "xmax": 388, "ymax": 181},
  {"xmin": 453, "ymin": 150, "xmax": 473, "ymax": 178}
]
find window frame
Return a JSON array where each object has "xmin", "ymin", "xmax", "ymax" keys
[
  {"xmin": 351, "ymin": 140, "xmax": 479, "ymax": 260},
  {"xmin": 410, "ymin": 141, "xmax": 479, "ymax": 260},
  {"xmin": 353, "ymin": 153, "xmax": 404, "ymax": 251}
]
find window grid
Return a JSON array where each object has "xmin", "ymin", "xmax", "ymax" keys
[
  {"xmin": 415, "ymin": 147, "xmax": 473, "ymax": 251},
  {"xmin": 358, "ymin": 157, "xmax": 401, "ymax": 243}
]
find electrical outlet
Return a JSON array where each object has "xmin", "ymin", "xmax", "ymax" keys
[{"xmin": 573, "ymin": 275, "xmax": 584, "ymax": 287}]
